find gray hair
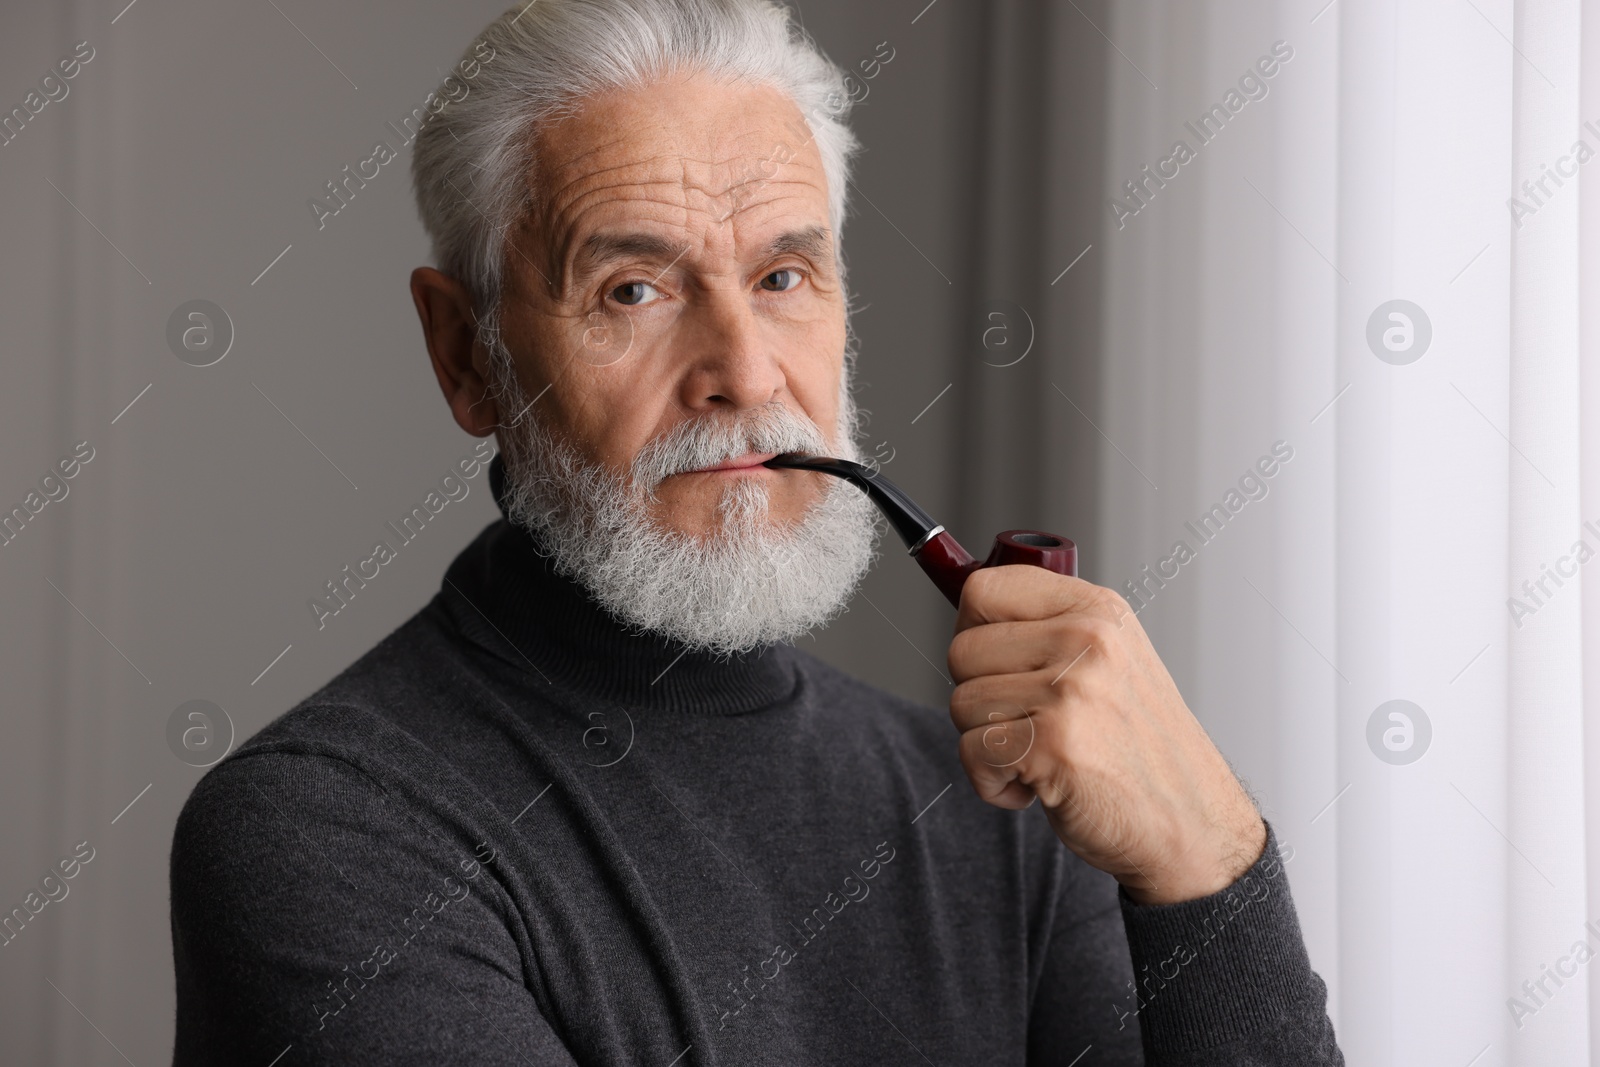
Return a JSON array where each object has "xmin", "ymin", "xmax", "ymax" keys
[{"xmin": 410, "ymin": 0, "xmax": 863, "ymax": 327}]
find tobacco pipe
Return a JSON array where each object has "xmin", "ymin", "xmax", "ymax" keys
[{"xmin": 763, "ymin": 453, "xmax": 1077, "ymax": 607}]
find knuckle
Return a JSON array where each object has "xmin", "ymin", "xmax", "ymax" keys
[
  {"xmin": 1049, "ymin": 614, "xmax": 1082, "ymax": 647},
  {"xmin": 947, "ymin": 627, "xmax": 978, "ymax": 676},
  {"xmin": 1028, "ymin": 726, "xmax": 1077, "ymax": 794},
  {"xmin": 1082, "ymin": 581, "xmax": 1123, "ymax": 615},
  {"xmin": 977, "ymin": 717, "xmax": 1028, "ymax": 766},
  {"xmin": 956, "ymin": 725, "xmax": 995, "ymax": 773},
  {"xmin": 1047, "ymin": 618, "xmax": 1109, "ymax": 675},
  {"xmin": 1076, "ymin": 615, "xmax": 1122, "ymax": 661},
  {"xmin": 964, "ymin": 565, "xmax": 1003, "ymax": 604},
  {"xmin": 949, "ymin": 678, "xmax": 988, "ymax": 722},
  {"xmin": 1081, "ymin": 615, "xmax": 1115, "ymax": 649}
]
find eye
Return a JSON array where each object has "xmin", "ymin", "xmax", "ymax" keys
[
  {"xmin": 610, "ymin": 281, "xmax": 663, "ymax": 307},
  {"xmin": 759, "ymin": 269, "xmax": 803, "ymax": 292}
]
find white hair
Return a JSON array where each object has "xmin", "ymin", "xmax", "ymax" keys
[{"xmin": 410, "ymin": 0, "xmax": 862, "ymax": 321}]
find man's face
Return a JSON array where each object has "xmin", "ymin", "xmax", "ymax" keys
[{"xmin": 494, "ymin": 71, "xmax": 845, "ymax": 537}]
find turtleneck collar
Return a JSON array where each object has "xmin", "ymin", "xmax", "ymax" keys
[{"xmin": 431, "ymin": 452, "xmax": 803, "ymax": 715}]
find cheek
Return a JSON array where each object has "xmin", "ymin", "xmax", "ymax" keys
[
  {"xmin": 769, "ymin": 311, "xmax": 846, "ymax": 426},
  {"xmin": 503, "ymin": 305, "xmax": 660, "ymax": 465},
  {"xmin": 545, "ymin": 376, "xmax": 669, "ymax": 471}
]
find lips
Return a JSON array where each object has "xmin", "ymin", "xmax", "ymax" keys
[{"xmin": 686, "ymin": 452, "xmax": 778, "ymax": 474}]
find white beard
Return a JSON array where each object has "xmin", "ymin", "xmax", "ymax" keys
[{"xmin": 487, "ymin": 340, "xmax": 883, "ymax": 656}]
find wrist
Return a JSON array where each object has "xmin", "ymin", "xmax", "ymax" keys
[{"xmin": 1123, "ymin": 814, "xmax": 1267, "ymax": 906}]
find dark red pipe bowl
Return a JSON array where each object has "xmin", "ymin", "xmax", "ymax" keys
[
  {"xmin": 984, "ymin": 530, "xmax": 1077, "ymax": 577},
  {"xmin": 913, "ymin": 529, "xmax": 1078, "ymax": 608}
]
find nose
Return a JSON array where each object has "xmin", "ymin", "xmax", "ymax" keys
[{"xmin": 672, "ymin": 288, "xmax": 785, "ymax": 414}]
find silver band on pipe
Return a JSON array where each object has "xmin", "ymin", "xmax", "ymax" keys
[{"xmin": 907, "ymin": 525, "xmax": 944, "ymax": 556}]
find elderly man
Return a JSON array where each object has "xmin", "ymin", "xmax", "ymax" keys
[{"xmin": 170, "ymin": 1, "xmax": 1342, "ymax": 1063}]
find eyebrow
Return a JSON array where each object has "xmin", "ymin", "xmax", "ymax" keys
[
  {"xmin": 577, "ymin": 231, "xmax": 682, "ymax": 271},
  {"xmin": 568, "ymin": 224, "xmax": 834, "ymax": 287},
  {"xmin": 765, "ymin": 225, "xmax": 832, "ymax": 261}
]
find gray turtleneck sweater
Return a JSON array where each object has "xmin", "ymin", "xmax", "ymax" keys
[{"xmin": 168, "ymin": 456, "xmax": 1342, "ymax": 1065}]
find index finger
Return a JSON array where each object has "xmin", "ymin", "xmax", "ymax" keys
[{"xmin": 953, "ymin": 565, "xmax": 1128, "ymax": 635}]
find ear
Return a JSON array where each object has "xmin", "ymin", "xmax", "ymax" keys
[{"xmin": 410, "ymin": 267, "xmax": 500, "ymax": 437}]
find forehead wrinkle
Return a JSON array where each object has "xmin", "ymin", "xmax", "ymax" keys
[
  {"xmin": 684, "ymin": 152, "xmax": 825, "ymax": 210},
  {"xmin": 701, "ymin": 182, "xmax": 830, "ymax": 254},
  {"xmin": 512, "ymin": 75, "xmax": 832, "ymax": 306},
  {"xmin": 545, "ymin": 138, "xmax": 822, "ymax": 213},
  {"xmin": 542, "ymin": 169, "xmax": 690, "ymax": 246},
  {"xmin": 552, "ymin": 172, "xmax": 823, "ymax": 242},
  {"xmin": 550, "ymin": 191, "xmax": 695, "ymax": 296},
  {"xmin": 539, "ymin": 168, "xmax": 685, "ymax": 294},
  {"xmin": 551, "ymin": 176, "xmax": 825, "ymax": 296},
  {"xmin": 543, "ymin": 146, "xmax": 689, "ymax": 201},
  {"xmin": 533, "ymin": 76, "xmax": 826, "ymax": 203},
  {"xmin": 543, "ymin": 129, "xmax": 792, "ymax": 195},
  {"xmin": 534, "ymin": 123, "xmax": 831, "ymax": 297}
]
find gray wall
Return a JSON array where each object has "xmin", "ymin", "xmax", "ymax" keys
[{"xmin": 0, "ymin": 1, "xmax": 1105, "ymax": 1062}]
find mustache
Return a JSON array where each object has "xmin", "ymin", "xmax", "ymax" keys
[{"xmin": 630, "ymin": 403, "xmax": 829, "ymax": 489}]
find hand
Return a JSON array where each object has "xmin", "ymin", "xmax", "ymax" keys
[{"xmin": 946, "ymin": 566, "xmax": 1266, "ymax": 905}]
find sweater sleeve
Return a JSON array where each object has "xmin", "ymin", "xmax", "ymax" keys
[
  {"xmin": 169, "ymin": 750, "xmax": 581, "ymax": 1067},
  {"xmin": 1116, "ymin": 821, "xmax": 1343, "ymax": 1065}
]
